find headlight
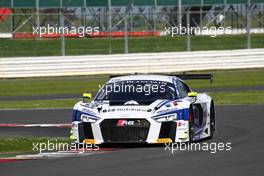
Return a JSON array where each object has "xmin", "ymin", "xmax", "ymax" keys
[
  {"xmin": 80, "ymin": 114, "xmax": 99, "ymax": 123},
  {"xmin": 153, "ymin": 114, "xmax": 177, "ymax": 122}
]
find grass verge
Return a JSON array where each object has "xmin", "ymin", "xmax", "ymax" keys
[
  {"xmin": 185, "ymin": 69, "xmax": 264, "ymax": 88},
  {"xmin": 0, "ymin": 34, "xmax": 264, "ymax": 57},
  {"xmin": 0, "ymin": 91, "xmax": 263, "ymax": 109},
  {"xmin": 0, "ymin": 69, "xmax": 264, "ymax": 98},
  {"xmin": 0, "ymin": 138, "xmax": 71, "ymax": 154},
  {"xmin": 0, "ymin": 99, "xmax": 79, "ymax": 109},
  {"xmin": 209, "ymin": 91, "xmax": 264, "ymax": 105},
  {"xmin": 0, "ymin": 69, "xmax": 263, "ymax": 108},
  {"xmin": 0, "ymin": 77, "xmax": 106, "ymax": 97}
]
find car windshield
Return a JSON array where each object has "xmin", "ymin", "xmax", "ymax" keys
[{"xmin": 95, "ymin": 80, "xmax": 177, "ymax": 105}]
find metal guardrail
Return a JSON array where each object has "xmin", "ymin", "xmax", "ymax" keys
[{"xmin": 0, "ymin": 49, "xmax": 264, "ymax": 78}]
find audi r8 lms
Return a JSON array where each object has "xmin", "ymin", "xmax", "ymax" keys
[{"xmin": 70, "ymin": 74, "xmax": 216, "ymax": 144}]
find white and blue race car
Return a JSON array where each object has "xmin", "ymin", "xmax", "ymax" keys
[{"xmin": 70, "ymin": 74, "xmax": 216, "ymax": 144}]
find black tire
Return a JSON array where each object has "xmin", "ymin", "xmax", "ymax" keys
[
  {"xmin": 188, "ymin": 106, "xmax": 195, "ymax": 143},
  {"xmin": 209, "ymin": 101, "xmax": 216, "ymax": 139}
]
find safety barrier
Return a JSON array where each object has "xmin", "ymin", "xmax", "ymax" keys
[{"xmin": 0, "ymin": 49, "xmax": 263, "ymax": 78}]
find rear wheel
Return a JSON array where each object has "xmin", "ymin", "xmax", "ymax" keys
[
  {"xmin": 209, "ymin": 101, "xmax": 216, "ymax": 139},
  {"xmin": 188, "ymin": 106, "xmax": 194, "ymax": 142}
]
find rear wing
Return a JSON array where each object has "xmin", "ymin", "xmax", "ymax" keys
[
  {"xmin": 172, "ymin": 73, "xmax": 213, "ymax": 83},
  {"xmin": 109, "ymin": 73, "xmax": 213, "ymax": 83}
]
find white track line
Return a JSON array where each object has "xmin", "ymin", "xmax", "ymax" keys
[{"xmin": 9, "ymin": 149, "xmax": 118, "ymax": 160}]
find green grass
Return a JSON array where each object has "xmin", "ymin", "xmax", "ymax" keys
[
  {"xmin": 0, "ymin": 34, "xmax": 263, "ymax": 57},
  {"xmin": 0, "ymin": 68, "xmax": 263, "ymax": 98},
  {"xmin": 185, "ymin": 69, "xmax": 264, "ymax": 88},
  {"xmin": 0, "ymin": 69, "xmax": 263, "ymax": 108},
  {"xmin": 0, "ymin": 76, "xmax": 107, "ymax": 97},
  {"xmin": 0, "ymin": 91, "xmax": 263, "ymax": 109},
  {"xmin": 0, "ymin": 138, "xmax": 71, "ymax": 154},
  {"xmin": 0, "ymin": 99, "xmax": 80, "ymax": 109},
  {"xmin": 209, "ymin": 91, "xmax": 264, "ymax": 105}
]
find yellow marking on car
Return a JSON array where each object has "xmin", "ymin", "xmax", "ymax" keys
[
  {"xmin": 156, "ymin": 138, "xmax": 172, "ymax": 143},
  {"xmin": 83, "ymin": 139, "xmax": 96, "ymax": 144}
]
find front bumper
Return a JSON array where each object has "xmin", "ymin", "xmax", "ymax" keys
[{"xmin": 71, "ymin": 119, "xmax": 189, "ymax": 144}]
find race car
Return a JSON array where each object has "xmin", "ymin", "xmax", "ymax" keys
[{"xmin": 70, "ymin": 74, "xmax": 216, "ymax": 144}]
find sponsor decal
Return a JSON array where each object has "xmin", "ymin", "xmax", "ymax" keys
[
  {"xmin": 156, "ymin": 108, "xmax": 171, "ymax": 114},
  {"xmin": 156, "ymin": 108, "xmax": 178, "ymax": 114},
  {"xmin": 102, "ymin": 108, "xmax": 148, "ymax": 113},
  {"xmin": 165, "ymin": 101, "xmax": 178, "ymax": 107},
  {"xmin": 82, "ymin": 103, "xmax": 97, "ymax": 109},
  {"xmin": 117, "ymin": 120, "xmax": 134, "ymax": 127},
  {"xmin": 116, "ymin": 120, "xmax": 149, "ymax": 127},
  {"xmin": 147, "ymin": 109, "xmax": 152, "ymax": 112},
  {"xmin": 178, "ymin": 121, "xmax": 187, "ymax": 127},
  {"xmin": 102, "ymin": 109, "xmax": 116, "ymax": 113},
  {"xmin": 81, "ymin": 108, "xmax": 96, "ymax": 115},
  {"xmin": 116, "ymin": 108, "xmax": 148, "ymax": 112}
]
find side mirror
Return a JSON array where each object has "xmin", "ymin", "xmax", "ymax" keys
[
  {"xmin": 83, "ymin": 93, "xmax": 92, "ymax": 103},
  {"xmin": 188, "ymin": 92, "xmax": 198, "ymax": 97}
]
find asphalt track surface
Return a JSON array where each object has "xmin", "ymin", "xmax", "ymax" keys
[
  {"xmin": 0, "ymin": 105, "xmax": 264, "ymax": 176},
  {"xmin": 0, "ymin": 127, "xmax": 69, "ymax": 137},
  {"xmin": 0, "ymin": 109, "xmax": 71, "ymax": 124},
  {"xmin": 0, "ymin": 109, "xmax": 71, "ymax": 137}
]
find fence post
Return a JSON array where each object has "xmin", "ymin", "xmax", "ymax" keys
[
  {"xmin": 154, "ymin": 0, "xmax": 157, "ymax": 31},
  {"xmin": 108, "ymin": 0, "xmax": 112, "ymax": 54},
  {"xmin": 247, "ymin": 0, "xmax": 252, "ymax": 49},
  {"xmin": 187, "ymin": 10, "xmax": 191, "ymax": 51},
  {"xmin": 60, "ymin": 0, "xmax": 65, "ymax": 56},
  {"xmin": 178, "ymin": 0, "xmax": 182, "ymax": 27},
  {"xmin": 124, "ymin": 14, "xmax": 128, "ymax": 54},
  {"xmin": 200, "ymin": 0, "xmax": 203, "ymax": 29},
  {"xmin": 36, "ymin": 0, "xmax": 40, "ymax": 37},
  {"xmin": 10, "ymin": 0, "xmax": 14, "ymax": 32}
]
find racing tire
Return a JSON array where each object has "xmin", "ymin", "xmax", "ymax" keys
[
  {"xmin": 209, "ymin": 101, "xmax": 216, "ymax": 139},
  {"xmin": 188, "ymin": 106, "xmax": 195, "ymax": 143}
]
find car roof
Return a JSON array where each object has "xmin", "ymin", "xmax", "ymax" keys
[{"xmin": 108, "ymin": 75, "xmax": 179, "ymax": 83}]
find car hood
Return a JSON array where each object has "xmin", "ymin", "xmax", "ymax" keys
[{"xmin": 73, "ymin": 99, "xmax": 189, "ymax": 119}]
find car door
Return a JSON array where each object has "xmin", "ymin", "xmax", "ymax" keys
[{"xmin": 177, "ymin": 80, "xmax": 207, "ymax": 128}]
